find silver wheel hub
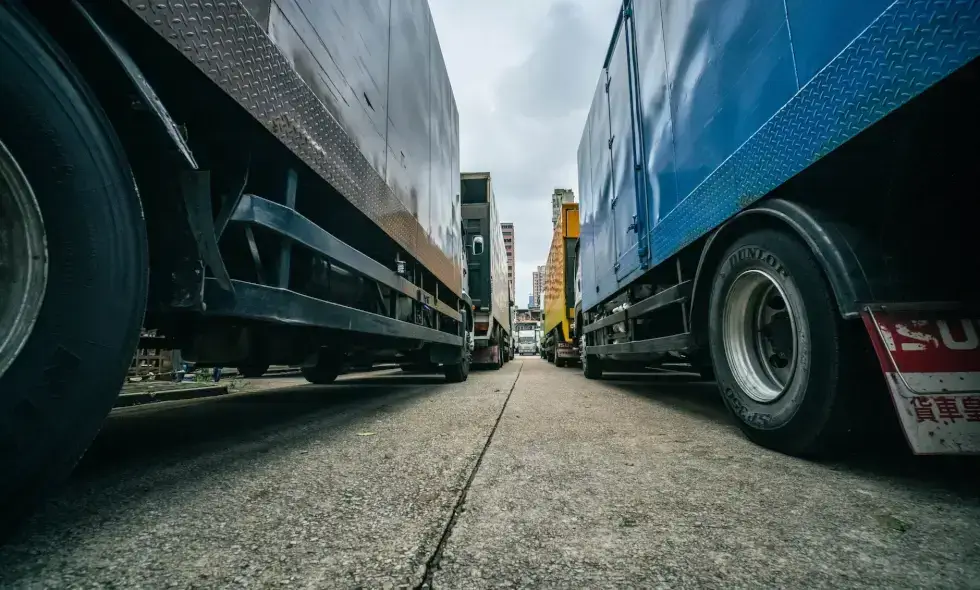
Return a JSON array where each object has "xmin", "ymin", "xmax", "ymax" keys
[
  {"xmin": 722, "ymin": 268, "xmax": 798, "ymax": 403},
  {"xmin": 0, "ymin": 138, "xmax": 48, "ymax": 380}
]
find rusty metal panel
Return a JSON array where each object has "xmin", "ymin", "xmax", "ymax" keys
[{"xmin": 120, "ymin": 0, "xmax": 461, "ymax": 296}]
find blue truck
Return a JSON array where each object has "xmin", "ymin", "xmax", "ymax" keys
[{"xmin": 575, "ymin": 0, "xmax": 980, "ymax": 456}]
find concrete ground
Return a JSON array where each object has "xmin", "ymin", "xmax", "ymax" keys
[{"xmin": 1, "ymin": 359, "xmax": 979, "ymax": 589}]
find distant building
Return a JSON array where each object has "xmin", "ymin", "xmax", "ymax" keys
[
  {"xmin": 551, "ymin": 189, "xmax": 575, "ymax": 227},
  {"xmin": 527, "ymin": 293, "xmax": 534, "ymax": 307},
  {"xmin": 515, "ymin": 308, "xmax": 543, "ymax": 323},
  {"xmin": 501, "ymin": 222, "xmax": 515, "ymax": 301},
  {"xmin": 532, "ymin": 264, "xmax": 546, "ymax": 307}
]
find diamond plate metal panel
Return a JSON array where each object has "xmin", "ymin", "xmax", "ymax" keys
[
  {"xmin": 646, "ymin": 0, "xmax": 980, "ymax": 269},
  {"xmin": 121, "ymin": 0, "xmax": 462, "ymax": 296}
]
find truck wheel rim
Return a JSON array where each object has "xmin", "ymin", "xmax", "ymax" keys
[
  {"xmin": 722, "ymin": 269, "xmax": 797, "ymax": 403},
  {"xmin": 0, "ymin": 138, "xmax": 48, "ymax": 380}
]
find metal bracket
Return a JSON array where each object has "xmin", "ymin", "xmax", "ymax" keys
[
  {"xmin": 214, "ymin": 154, "xmax": 250, "ymax": 239},
  {"xmin": 627, "ymin": 215, "xmax": 639, "ymax": 233},
  {"xmin": 73, "ymin": 1, "xmax": 197, "ymax": 170},
  {"xmin": 179, "ymin": 170, "xmax": 235, "ymax": 295},
  {"xmin": 244, "ymin": 226, "xmax": 266, "ymax": 285},
  {"xmin": 277, "ymin": 169, "xmax": 299, "ymax": 289}
]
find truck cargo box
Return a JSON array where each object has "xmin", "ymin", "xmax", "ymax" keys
[
  {"xmin": 543, "ymin": 203, "xmax": 579, "ymax": 343},
  {"xmin": 124, "ymin": 0, "xmax": 462, "ymax": 295},
  {"xmin": 577, "ymin": 0, "xmax": 980, "ymax": 311},
  {"xmin": 461, "ymin": 172, "xmax": 511, "ymax": 340},
  {"xmin": 573, "ymin": 0, "xmax": 980, "ymax": 458}
]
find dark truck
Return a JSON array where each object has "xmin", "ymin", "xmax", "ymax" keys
[
  {"xmin": 461, "ymin": 172, "xmax": 512, "ymax": 368},
  {"xmin": 576, "ymin": 0, "xmax": 980, "ymax": 456},
  {"xmin": 0, "ymin": 0, "xmax": 470, "ymax": 514}
]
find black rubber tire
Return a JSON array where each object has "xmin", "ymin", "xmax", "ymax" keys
[
  {"xmin": 707, "ymin": 229, "xmax": 861, "ymax": 457},
  {"xmin": 582, "ymin": 352, "xmax": 603, "ymax": 380},
  {"xmin": 443, "ymin": 355, "xmax": 470, "ymax": 383},
  {"xmin": 300, "ymin": 363, "xmax": 341, "ymax": 385},
  {"xmin": 301, "ymin": 358, "xmax": 342, "ymax": 385},
  {"xmin": 238, "ymin": 364, "xmax": 270, "ymax": 378},
  {"xmin": 0, "ymin": 5, "xmax": 148, "ymax": 526}
]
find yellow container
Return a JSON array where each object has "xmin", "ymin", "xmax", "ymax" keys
[{"xmin": 543, "ymin": 203, "xmax": 579, "ymax": 343}]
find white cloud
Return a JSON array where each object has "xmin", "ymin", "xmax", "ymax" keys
[{"xmin": 430, "ymin": 0, "xmax": 621, "ymax": 304}]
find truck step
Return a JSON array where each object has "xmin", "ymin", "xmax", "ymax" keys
[
  {"xmin": 589, "ymin": 333, "xmax": 694, "ymax": 357},
  {"xmin": 202, "ymin": 279, "xmax": 462, "ymax": 347},
  {"xmin": 583, "ymin": 281, "xmax": 691, "ymax": 335},
  {"xmin": 230, "ymin": 193, "xmax": 460, "ymax": 322}
]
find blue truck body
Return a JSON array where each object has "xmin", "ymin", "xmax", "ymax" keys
[{"xmin": 577, "ymin": 0, "xmax": 980, "ymax": 312}]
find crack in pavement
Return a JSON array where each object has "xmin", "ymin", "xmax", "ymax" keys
[{"xmin": 415, "ymin": 362, "xmax": 524, "ymax": 590}]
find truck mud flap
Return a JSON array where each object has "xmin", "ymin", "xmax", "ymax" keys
[
  {"xmin": 472, "ymin": 346, "xmax": 499, "ymax": 365},
  {"xmin": 862, "ymin": 309, "xmax": 980, "ymax": 455},
  {"xmin": 556, "ymin": 344, "xmax": 579, "ymax": 360}
]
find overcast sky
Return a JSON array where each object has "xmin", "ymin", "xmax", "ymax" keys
[{"xmin": 429, "ymin": 0, "xmax": 621, "ymax": 306}]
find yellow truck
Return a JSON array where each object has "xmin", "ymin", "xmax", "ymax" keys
[{"xmin": 542, "ymin": 203, "xmax": 580, "ymax": 366}]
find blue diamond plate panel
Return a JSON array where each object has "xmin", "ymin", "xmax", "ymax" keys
[{"xmin": 647, "ymin": 0, "xmax": 980, "ymax": 269}]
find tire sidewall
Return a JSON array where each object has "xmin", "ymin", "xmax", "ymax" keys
[
  {"xmin": 708, "ymin": 230, "xmax": 839, "ymax": 439},
  {"xmin": 0, "ymin": 7, "xmax": 148, "ymax": 507}
]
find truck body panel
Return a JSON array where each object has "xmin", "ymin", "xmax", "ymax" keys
[
  {"xmin": 543, "ymin": 204, "xmax": 580, "ymax": 343},
  {"xmin": 461, "ymin": 173, "xmax": 511, "ymax": 342},
  {"xmin": 121, "ymin": 0, "xmax": 462, "ymax": 296},
  {"xmin": 578, "ymin": 0, "xmax": 980, "ymax": 312}
]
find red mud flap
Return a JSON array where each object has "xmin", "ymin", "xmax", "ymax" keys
[
  {"xmin": 472, "ymin": 345, "xmax": 500, "ymax": 365},
  {"xmin": 862, "ymin": 309, "xmax": 980, "ymax": 455}
]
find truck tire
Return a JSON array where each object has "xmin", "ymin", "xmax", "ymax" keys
[
  {"xmin": 490, "ymin": 347, "xmax": 502, "ymax": 370},
  {"xmin": 301, "ymin": 357, "xmax": 342, "ymax": 385},
  {"xmin": 707, "ymin": 229, "xmax": 860, "ymax": 457},
  {"xmin": 582, "ymin": 347, "xmax": 603, "ymax": 379},
  {"xmin": 0, "ymin": 4, "xmax": 148, "ymax": 524},
  {"xmin": 238, "ymin": 364, "xmax": 270, "ymax": 378},
  {"xmin": 443, "ymin": 355, "xmax": 470, "ymax": 383}
]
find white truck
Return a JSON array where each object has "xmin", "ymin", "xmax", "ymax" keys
[{"xmin": 516, "ymin": 322, "xmax": 539, "ymax": 356}]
